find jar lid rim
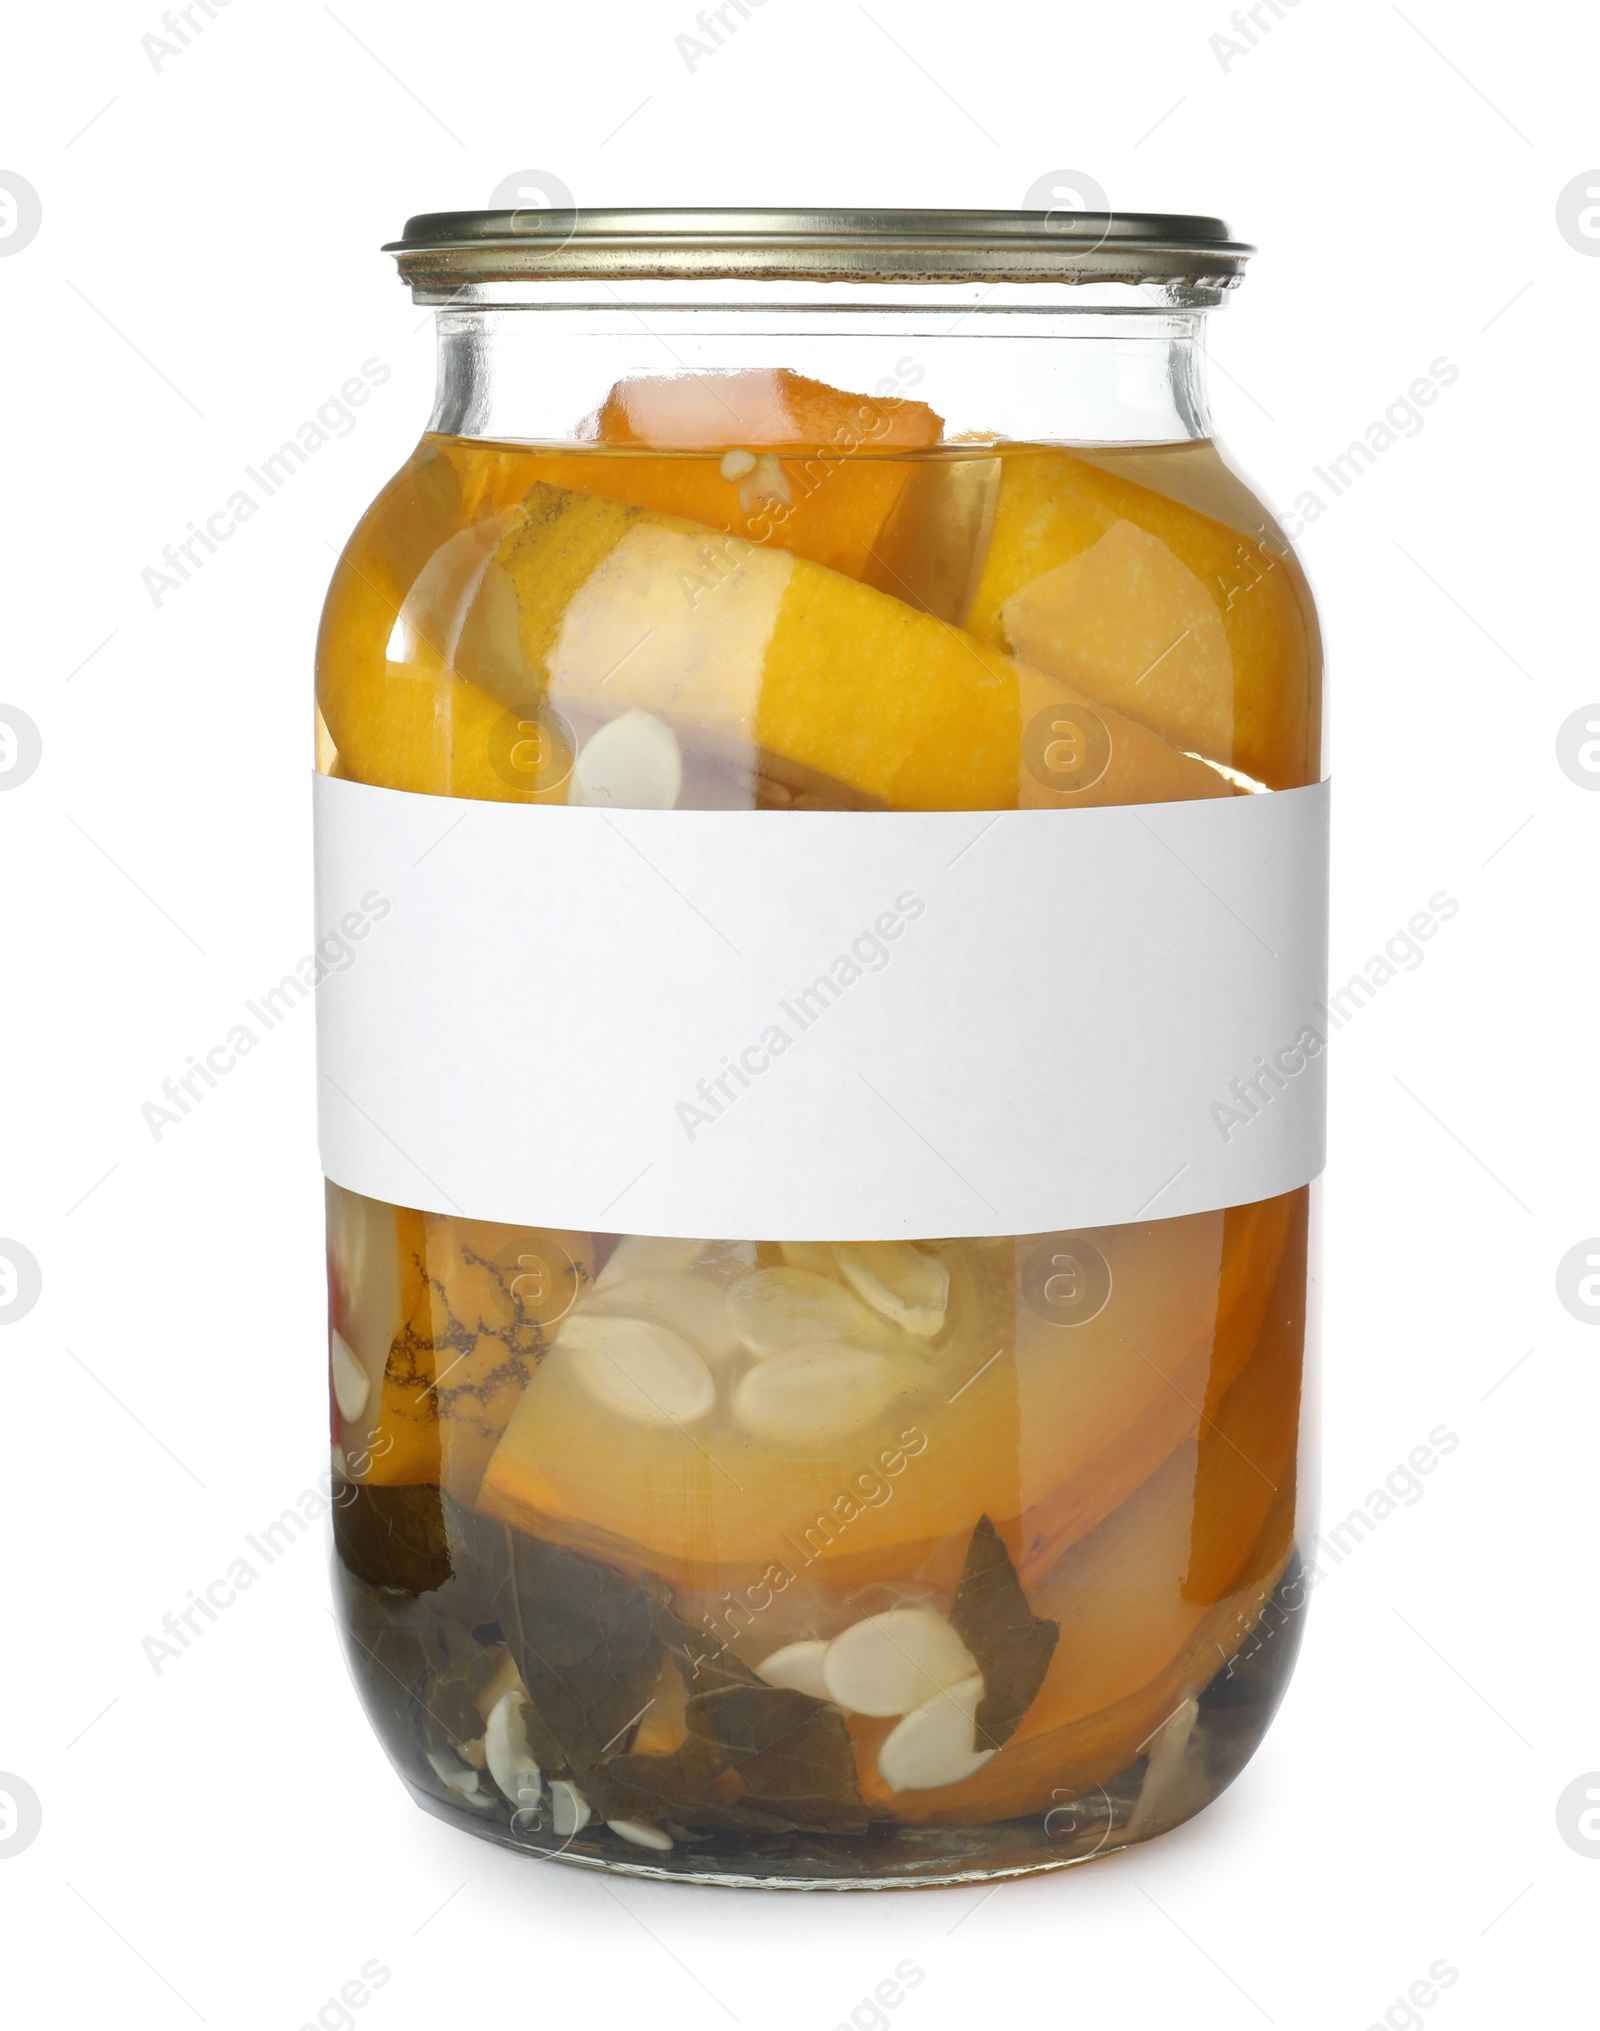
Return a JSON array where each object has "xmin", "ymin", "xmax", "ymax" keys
[{"xmin": 384, "ymin": 207, "xmax": 1253, "ymax": 285}]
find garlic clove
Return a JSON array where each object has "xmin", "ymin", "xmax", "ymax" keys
[
  {"xmin": 877, "ymin": 1674, "xmax": 996, "ymax": 1793},
  {"xmin": 1126, "ymin": 1697, "xmax": 1203, "ymax": 1837},
  {"xmin": 754, "ymin": 1639, "xmax": 831, "ymax": 1700},
  {"xmin": 595, "ymin": 1235, "xmax": 709, "ymax": 1289},
  {"xmin": 731, "ymin": 1344, "xmax": 901, "ymax": 1446},
  {"xmin": 694, "ymin": 1238, "xmax": 759, "ymax": 1281},
  {"xmin": 549, "ymin": 1779, "xmax": 593, "ymax": 1837},
  {"xmin": 834, "ymin": 1242, "xmax": 949, "ymax": 1337},
  {"xmin": 607, "ymin": 1817, "xmax": 674, "ymax": 1851},
  {"xmin": 583, "ymin": 1271, "xmax": 741, "ymax": 1364},
  {"xmin": 330, "ymin": 1329, "xmax": 371, "ymax": 1422},
  {"xmin": 738, "ymin": 452, "xmax": 793, "ymax": 515},
  {"xmin": 820, "ymin": 1609, "xmax": 978, "ymax": 1718},
  {"xmin": 558, "ymin": 1312, "xmax": 717, "ymax": 1428},
  {"xmin": 726, "ymin": 1267, "xmax": 892, "ymax": 1357},
  {"xmin": 483, "ymin": 1690, "xmax": 543, "ymax": 1810},
  {"xmin": 427, "ymin": 1747, "xmax": 494, "ymax": 1810},
  {"xmin": 569, "ymin": 708, "xmax": 682, "ymax": 809}
]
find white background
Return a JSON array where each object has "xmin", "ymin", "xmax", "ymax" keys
[{"xmin": 2, "ymin": 1, "xmax": 1595, "ymax": 2025}]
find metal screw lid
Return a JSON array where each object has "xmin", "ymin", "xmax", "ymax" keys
[{"xmin": 385, "ymin": 207, "xmax": 1253, "ymax": 289}]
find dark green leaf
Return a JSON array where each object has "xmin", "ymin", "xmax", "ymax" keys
[
  {"xmin": 603, "ymin": 1658, "xmax": 869, "ymax": 1833},
  {"xmin": 334, "ymin": 1488, "xmax": 872, "ymax": 1836},
  {"xmin": 654, "ymin": 1603, "xmax": 761, "ymax": 1694},
  {"xmin": 510, "ymin": 1558, "xmax": 663, "ymax": 1772},
  {"xmin": 336, "ymin": 1580, "xmax": 468, "ymax": 1772},
  {"xmin": 512, "ymin": 1536, "xmax": 662, "ymax": 1676},
  {"xmin": 597, "ymin": 1737, "xmax": 726, "ymax": 1822},
  {"xmin": 948, "ymin": 1514, "xmax": 1059, "ymax": 1749},
  {"xmin": 428, "ymin": 1499, "xmax": 667, "ymax": 1775},
  {"xmin": 424, "ymin": 1676, "xmax": 481, "ymax": 1747},
  {"xmin": 333, "ymin": 1483, "xmax": 454, "ymax": 1595},
  {"xmin": 693, "ymin": 1685, "xmax": 869, "ymax": 1828}
]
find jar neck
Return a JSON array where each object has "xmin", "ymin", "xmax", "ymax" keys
[{"xmin": 425, "ymin": 300, "xmax": 1217, "ymax": 448}]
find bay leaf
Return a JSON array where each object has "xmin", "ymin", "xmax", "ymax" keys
[
  {"xmin": 332, "ymin": 1482, "xmax": 454, "ymax": 1595},
  {"xmin": 948, "ymin": 1514, "xmax": 1060, "ymax": 1749}
]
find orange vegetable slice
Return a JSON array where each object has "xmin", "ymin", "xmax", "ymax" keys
[
  {"xmin": 359, "ymin": 1212, "xmax": 593, "ymax": 1502},
  {"xmin": 494, "ymin": 479, "xmax": 1231, "ymax": 811},
  {"xmin": 317, "ymin": 439, "xmax": 569, "ymax": 802},
  {"xmin": 594, "ymin": 367, "xmax": 941, "ymax": 451},
  {"xmin": 962, "ymin": 447, "xmax": 1319, "ymax": 789},
  {"xmin": 1181, "ymin": 1189, "xmax": 1308, "ymax": 1602},
  {"xmin": 870, "ymin": 1205, "xmax": 1307, "ymax": 1826},
  {"xmin": 493, "ymin": 445, "xmax": 925, "ymax": 587},
  {"xmin": 1015, "ymin": 1192, "xmax": 1294, "ymax": 1582},
  {"xmin": 476, "ymin": 1201, "xmax": 1291, "ymax": 1600},
  {"xmin": 869, "ymin": 1468, "xmax": 1301, "ymax": 1826},
  {"xmin": 492, "ymin": 367, "xmax": 948, "ymax": 584}
]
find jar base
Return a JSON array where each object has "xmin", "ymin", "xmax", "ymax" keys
[{"xmin": 398, "ymin": 1553, "xmax": 1306, "ymax": 1890}]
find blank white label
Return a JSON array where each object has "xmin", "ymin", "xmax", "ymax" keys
[{"xmin": 314, "ymin": 774, "xmax": 1329, "ymax": 1240}]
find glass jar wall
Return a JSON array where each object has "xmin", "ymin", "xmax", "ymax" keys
[{"xmin": 317, "ymin": 211, "xmax": 1323, "ymax": 1887}]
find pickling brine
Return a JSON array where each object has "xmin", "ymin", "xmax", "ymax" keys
[{"xmin": 318, "ymin": 209, "xmax": 1325, "ymax": 1887}]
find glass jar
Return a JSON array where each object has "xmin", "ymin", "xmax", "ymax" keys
[{"xmin": 315, "ymin": 209, "xmax": 1326, "ymax": 1888}]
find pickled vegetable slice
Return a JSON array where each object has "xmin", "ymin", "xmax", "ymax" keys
[
  {"xmin": 499, "ymin": 369, "xmax": 946, "ymax": 583},
  {"xmin": 478, "ymin": 1242, "xmax": 990, "ymax": 1590},
  {"xmin": 495, "ymin": 480, "xmax": 1231, "ymax": 811},
  {"xmin": 317, "ymin": 499, "xmax": 568, "ymax": 804},
  {"xmin": 1002, "ymin": 520, "xmax": 1237, "ymax": 762},
  {"xmin": 871, "ymin": 1219, "xmax": 1306, "ymax": 1825},
  {"xmin": 475, "ymin": 1202, "xmax": 1291, "ymax": 1596},
  {"xmin": 861, "ymin": 453, "xmax": 1002, "ymax": 623},
  {"xmin": 317, "ymin": 438, "xmax": 560, "ymax": 800},
  {"xmin": 861, "ymin": 1449, "xmax": 1290, "ymax": 1824},
  {"xmin": 1013, "ymin": 1192, "xmax": 1293, "ymax": 1577},
  {"xmin": 595, "ymin": 368, "xmax": 942, "ymax": 452},
  {"xmin": 962, "ymin": 447, "xmax": 1317, "ymax": 788},
  {"xmin": 503, "ymin": 446, "xmax": 933, "ymax": 588},
  {"xmin": 1181, "ymin": 1190, "xmax": 1307, "ymax": 1602},
  {"xmin": 360, "ymin": 1213, "xmax": 593, "ymax": 1500}
]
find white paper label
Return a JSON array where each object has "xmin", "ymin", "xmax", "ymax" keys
[{"xmin": 314, "ymin": 774, "xmax": 1329, "ymax": 1240}]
